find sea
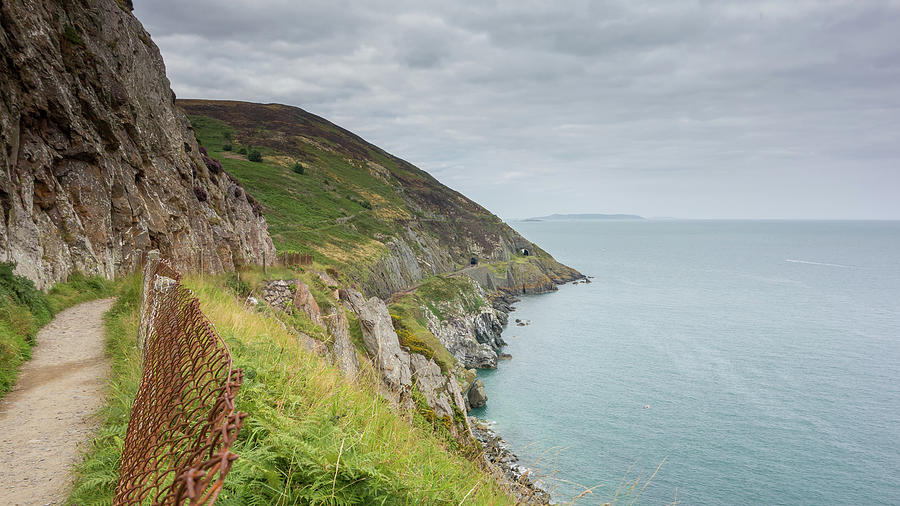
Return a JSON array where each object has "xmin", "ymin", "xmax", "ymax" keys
[{"xmin": 471, "ymin": 220, "xmax": 900, "ymax": 505}]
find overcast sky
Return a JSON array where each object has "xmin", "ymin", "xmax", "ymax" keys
[{"xmin": 135, "ymin": 1, "xmax": 900, "ymax": 219}]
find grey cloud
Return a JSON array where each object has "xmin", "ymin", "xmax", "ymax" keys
[{"xmin": 136, "ymin": 0, "xmax": 900, "ymax": 219}]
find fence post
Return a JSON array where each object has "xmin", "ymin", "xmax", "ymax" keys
[{"xmin": 138, "ymin": 250, "xmax": 160, "ymax": 352}]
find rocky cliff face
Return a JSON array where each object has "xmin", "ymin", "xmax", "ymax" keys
[
  {"xmin": 0, "ymin": 0, "xmax": 274, "ymax": 287},
  {"xmin": 419, "ymin": 278, "xmax": 508, "ymax": 369}
]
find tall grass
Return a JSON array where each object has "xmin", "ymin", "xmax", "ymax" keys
[{"xmin": 69, "ymin": 275, "xmax": 512, "ymax": 505}]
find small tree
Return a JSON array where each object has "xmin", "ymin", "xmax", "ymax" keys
[
  {"xmin": 238, "ymin": 147, "xmax": 247, "ymax": 155},
  {"xmin": 222, "ymin": 142, "xmax": 232, "ymax": 151},
  {"xmin": 291, "ymin": 162, "xmax": 304, "ymax": 175},
  {"xmin": 247, "ymin": 150, "xmax": 262, "ymax": 162}
]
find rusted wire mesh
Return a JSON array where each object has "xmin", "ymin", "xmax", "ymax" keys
[{"xmin": 115, "ymin": 253, "xmax": 245, "ymax": 505}]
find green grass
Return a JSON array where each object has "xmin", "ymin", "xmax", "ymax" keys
[
  {"xmin": 0, "ymin": 263, "xmax": 114, "ymax": 398},
  {"xmin": 69, "ymin": 275, "xmax": 512, "ymax": 505},
  {"xmin": 189, "ymin": 115, "xmax": 411, "ymax": 276}
]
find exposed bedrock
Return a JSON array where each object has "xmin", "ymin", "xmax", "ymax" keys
[{"xmin": 0, "ymin": 0, "xmax": 274, "ymax": 287}]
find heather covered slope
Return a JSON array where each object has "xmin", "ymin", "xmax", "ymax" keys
[{"xmin": 178, "ymin": 99, "xmax": 582, "ymax": 298}]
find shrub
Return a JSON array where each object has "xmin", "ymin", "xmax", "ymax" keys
[
  {"xmin": 238, "ymin": 147, "xmax": 247, "ymax": 155},
  {"xmin": 193, "ymin": 185, "xmax": 208, "ymax": 202},
  {"xmin": 0, "ymin": 262, "xmax": 52, "ymax": 324},
  {"xmin": 291, "ymin": 163, "xmax": 304, "ymax": 175},
  {"xmin": 224, "ymin": 273, "xmax": 252, "ymax": 298},
  {"xmin": 222, "ymin": 143, "xmax": 232, "ymax": 151},
  {"xmin": 202, "ymin": 154, "xmax": 222, "ymax": 174},
  {"xmin": 247, "ymin": 150, "xmax": 262, "ymax": 162}
]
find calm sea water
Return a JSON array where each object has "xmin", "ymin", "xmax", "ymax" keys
[{"xmin": 472, "ymin": 220, "xmax": 900, "ymax": 505}]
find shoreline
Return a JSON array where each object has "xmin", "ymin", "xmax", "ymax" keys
[{"xmin": 471, "ymin": 276, "xmax": 590, "ymax": 504}]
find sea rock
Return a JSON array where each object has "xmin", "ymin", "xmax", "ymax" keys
[
  {"xmin": 0, "ymin": 0, "xmax": 274, "ymax": 287},
  {"xmin": 467, "ymin": 379, "xmax": 487, "ymax": 409}
]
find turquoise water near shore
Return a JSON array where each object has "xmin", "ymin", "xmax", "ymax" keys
[{"xmin": 471, "ymin": 220, "xmax": 900, "ymax": 505}]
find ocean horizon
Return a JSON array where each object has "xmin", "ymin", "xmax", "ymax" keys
[{"xmin": 472, "ymin": 219, "xmax": 900, "ymax": 505}]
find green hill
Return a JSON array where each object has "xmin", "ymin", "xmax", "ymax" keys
[{"xmin": 178, "ymin": 100, "xmax": 581, "ymax": 298}]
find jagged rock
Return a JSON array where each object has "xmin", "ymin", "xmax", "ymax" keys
[
  {"xmin": 470, "ymin": 418, "xmax": 551, "ymax": 504},
  {"xmin": 409, "ymin": 353, "xmax": 453, "ymax": 418},
  {"xmin": 324, "ymin": 304, "xmax": 359, "ymax": 378},
  {"xmin": 0, "ymin": 0, "xmax": 274, "ymax": 287},
  {"xmin": 474, "ymin": 311, "xmax": 506, "ymax": 349},
  {"xmin": 418, "ymin": 279, "xmax": 507, "ymax": 369},
  {"xmin": 467, "ymin": 379, "xmax": 487, "ymax": 409},
  {"xmin": 293, "ymin": 281, "xmax": 323, "ymax": 325},
  {"xmin": 340, "ymin": 288, "xmax": 411, "ymax": 392}
]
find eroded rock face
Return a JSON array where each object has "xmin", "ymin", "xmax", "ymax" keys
[
  {"xmin": 0, "ymin": 0, "xmax": 274, "ymax": 287},
  {"xmin": 341, "ymin": 288, "xmax": 468, "ymax": 425},
  {"xmin": 340, "ymin": 288, "xmax": 411, "ymax": 392},
  {"xmin": 420, "ymin": 279, "xmax": 508, "ymax": 369},
  {"xmin": 324, "ymin": 304, "xmax": 359, "ymax": 378}
]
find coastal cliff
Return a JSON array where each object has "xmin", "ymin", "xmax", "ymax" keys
[
  {"xmin": 177, "ymin": 100, "xmax": 581, "ymax": 299},
  {"xmin": 0, "ymin": 0, "xmax": 274, "ymax": 288}
]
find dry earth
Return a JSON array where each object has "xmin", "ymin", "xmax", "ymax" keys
[{"xmin": 0, "ymin": 298, "xmax": 115, "ymax": 505}]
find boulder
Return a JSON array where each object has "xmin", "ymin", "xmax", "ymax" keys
[{"xmin": 468, "ymin": 379, "xmax": 488, "ymax": 409}]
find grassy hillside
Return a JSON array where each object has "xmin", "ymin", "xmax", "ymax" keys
[
  {"xmin": 69, "ymin": 274, "xmax": 513, "ymax": 505},
  {"xmin": 179, "ymin": 100, "xmax": 579, "ymax": 297}
]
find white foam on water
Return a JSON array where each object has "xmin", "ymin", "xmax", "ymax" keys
[{"xmin": 785, "ymin": 258, "xmax": 855, "ymax": 268}]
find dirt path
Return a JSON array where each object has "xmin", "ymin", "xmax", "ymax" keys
[{"xmin": 0, "ymin": 298, "xmax": 115, "ymax": 506}]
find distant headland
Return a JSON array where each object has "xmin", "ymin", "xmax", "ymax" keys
[{"xmin": 522, "ymin": 213, "xmax": 645, "ymax": 222}]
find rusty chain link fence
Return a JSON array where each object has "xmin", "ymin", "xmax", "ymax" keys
[{"xmin": 114, "ymin": 252, "xmax": 246, "ymax": 505}]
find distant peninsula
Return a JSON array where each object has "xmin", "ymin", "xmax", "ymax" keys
[{"xmin": 523, "ymin": 213, "xmax": 645, "ymax": 221}]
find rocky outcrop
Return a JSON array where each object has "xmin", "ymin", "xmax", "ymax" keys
[
  {"xmin": 324, "ymin": 304, "xmax": 359, "ymax": 378},
  {"xmin": 419, "ymin": 278, "xmax": 508, "ymax": 369},
  {"xmin": 410, "ymin": 353, "xmax": 464, "ymax": 419},
  {"xmin": 340, "ymin": 288, "xmax": 412, "ymax": 394},
  {"xmin": 340, "ymin": 287, "xmax": 467, "ymax": 423},
  {"xmin": 0, "ymin": 0, "xmax": 274, "ymax": 287}
]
